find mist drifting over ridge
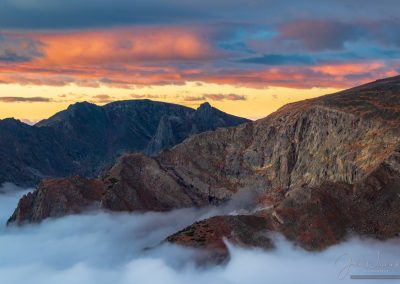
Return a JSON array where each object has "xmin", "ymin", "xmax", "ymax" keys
[{"xmin": 0, "ymin": 183, "xmax": 399, "ymax": 284}]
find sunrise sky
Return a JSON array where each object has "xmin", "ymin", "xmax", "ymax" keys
[{"xmin": 0, "ymin": 0, "xmax": 399, "ymax": 122}]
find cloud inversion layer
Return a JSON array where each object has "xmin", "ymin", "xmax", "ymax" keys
[{"xmin": 1, "ymin": 184, "xmax": 400, "ymax": 284}]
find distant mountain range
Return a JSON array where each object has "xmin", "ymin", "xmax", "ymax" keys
[
  {"xmin": 9, "ymin": 75, "xmax": 400, "ymax": 260},
  {"xmin": 0, "ymin": 100, "xmax": 249, "ymax": 186}
]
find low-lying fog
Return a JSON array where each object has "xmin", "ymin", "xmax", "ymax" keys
[{"xmin": 1, "ymin": 183, "xmax": 399, "ymax": 284}]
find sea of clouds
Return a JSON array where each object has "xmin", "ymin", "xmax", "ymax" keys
[{"xmin": 1, "ymin": 183, "xmax": 400, "ymax": 284}]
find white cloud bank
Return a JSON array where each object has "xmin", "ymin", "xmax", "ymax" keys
[{"xmin": 1, "ymin": 183, "xmax": 400, "ymax": 284}]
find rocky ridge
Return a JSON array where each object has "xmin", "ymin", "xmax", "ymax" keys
[
  {"xmin": 0, "ymin": 100, "xmax": 248, "ymax": 186},
  {"xmin": 7, "ymin": 76, "xmax": 400, "ymax": 257}
]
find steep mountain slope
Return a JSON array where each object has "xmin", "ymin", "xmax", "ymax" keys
[
  {"xmin": 0, "ymin": 100, "xmax": 248, "ymax": 186},
  {"xmin": 0, "ymin": 118, "xmax": 75, "ymax": 185},
  {"xmin": 168, "ymin": 147, "xmax": 400, "ymax": 256},
  {"xmin": 8, "ymin": 76, "xmax": 400, "ymax": 253}
]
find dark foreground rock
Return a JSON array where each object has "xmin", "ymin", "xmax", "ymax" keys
[
  {"xmin": 7, "ymin": 176, "xmax": 104, "ymax": 224},
  {"xmin": 166, "ymin": 215, "xmax": 275, "ymax": 262}
]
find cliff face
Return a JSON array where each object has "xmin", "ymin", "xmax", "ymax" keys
[
  {"xmin": 156, "ymin": 105, "xmax": 398, "ymax": 199},
  {"xmin": 164, "ymin": 143, "xmax": 400, "ymax": 256},
  {"xmin": 163, "ymin": 76, "xmax": 400, "ymax": 252},
  {"xmin": 8, "ymin": 76, "xmax": 400, "ymax": 253},
  {"xmin": 8, "ymin": 177, "xmax": 104, "ymax": 224},
  {"xmin": 0, "ymin": 100, "xmax": 248, "ymax": 186}
]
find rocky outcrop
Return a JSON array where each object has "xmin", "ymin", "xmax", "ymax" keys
[
  {"xmin": 0, "ymin": 100, "xmax": 248, "ymax": 186},
  {"xmin": 8, "ymin": 151, "xmax": 224, "ymax": 225},
  {"xmin": 8, "ymin": 76, "xmax": 400, "ymax": 253},
  {"xmin": 7, "ymin": 176, "xmax": 104, "ymax": 224},
  {"xmin": 174, "ymin": 145, "xmax": 400, "ymax": 254},
  {"xmin": 101, "ymin": 153, "xmax": 202, "ymax": 212},
  {"xmin": 276, "ymin": 145, "xmax": 400, "ymax": 249},
  {"xmin": 166, "ymin": 215, "xmax": 274, "ymax": 262}
]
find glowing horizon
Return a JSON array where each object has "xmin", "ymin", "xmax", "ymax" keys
[
  {"xmin": 0, "ymin": 1, "xmax": 399, "ymax": 121},
  {"xmin": 0, "ymin": 81, "xmax": 343, "ymax": 122}
]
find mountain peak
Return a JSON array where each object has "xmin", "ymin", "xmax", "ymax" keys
[
  {"xmin": 198, "ymin": 102, "xmax": 212, "ymax": 110},
  {"xmin": 1, "ymin": 117, "xmax": 20, "ymax": 123},
  {"xmin": 0, "ymin": 117, "xmax": 25, "ymax": 127},
  {"xmin": 3, "ymin": 99, "xmax": 247, "ymax": 186},
  {"xmin": 272, "ymin": 74, "xmax": 400, "ymax": 127},
  {"xmin": 67, "ymin": 101, "xmax": 96, "ymax": 110}
]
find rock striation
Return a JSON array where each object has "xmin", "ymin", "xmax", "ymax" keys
[{"xmin": 8, "ymin": 76, "xmax": 400, "ymax": 254}]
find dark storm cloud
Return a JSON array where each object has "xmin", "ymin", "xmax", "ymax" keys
[
  {"xmin": 0, "ymin": 0, "xmax": 399, "ymax": 89},
  {"xmin": 278, "ymin": 20, "xmax": 365, "ymax": 51},
  {"xmin": 275, "ymin": 19, "xmax": 400, "ymax": 52},
  {"xmin": 0, "ymin": 34, "xmax": 43, "ymax": 62},
  {"xmin": 1, "ymin": 0, "xmax": 400, "ymax": 30},
  {"xmin": 239, "ymin": 54, "xmax": 316, "ymax": 65},
  {"xmin": 0, "ymin": 0, "xmax": 209, "ymax": 29},
  {"xmin": 367, "ymin": 20, "xmax": 400, "ymax": 47},
  {"xmin": 0, "ymin": 1, "xmax": 399, "ymax": 61}
]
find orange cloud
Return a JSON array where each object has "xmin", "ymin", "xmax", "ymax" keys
[
  {"xmin": 33, "ymin": 27, "xmax": 215, "ymax": 66},
  {"xmin": 183, "ymin": 96, "xmax": 205, "ymax": 102},
  {"xmin": 182, "ymin": 93, "xmax": 246, "ymax": 102},
  {"xmin": 0, "ymin": 28, "xmax": 399, "ymax": 90},
  {"xmin": 0, "ymin": 60, "xmax": 398, "ymax": 90},
  {"xmin": 311, "ymin": 61, "xmax": 385, "ymax": 76},
  {"xmin": 203, "ymin": 93, "xmax": 246, "ymax": 101},
  {"xmin": 0, "ymin": 96, "xmax": 51, "ymax": 103},
  {"xmin": 91, "ymin": 94, "xmax": 114, "ymax": 103},
  {"xmin": 191, "ymin": 61, "xmax": 400, "ymax": 89}
]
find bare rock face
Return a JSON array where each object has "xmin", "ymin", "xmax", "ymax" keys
[
  {"xmin": 166, "ymin": 215, "xmax": 274, "ymax": 262},
  {"xmin": 7, "ymin": 176, "xmax": 104, "ymax": 224},
  {"xmin": 165, "ymin": 144, "xmax": 400, "ymax": 253},
  {"xmin": 274, "ymin": 146, "xmax": 400, "ymax": 250},
  {"xmin": 8, "ymin": 76, "xmax": 400, "ymax": 253},
  {"xmin": 101, "ymin": 153, "xmax": 202, "ymax": 212}
]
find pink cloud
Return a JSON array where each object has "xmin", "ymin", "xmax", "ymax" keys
[{"xmin": 32, "ymin": 27, "xmax": 217, "ymax": 66}]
